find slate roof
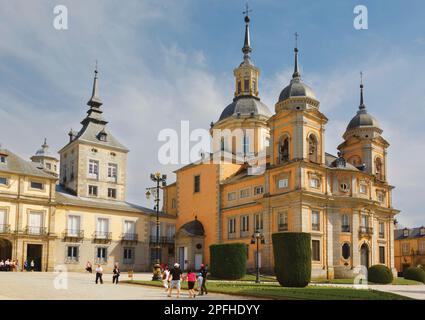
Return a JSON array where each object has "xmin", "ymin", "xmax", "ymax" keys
[
  {"xmin": 394, "ymin": 227, "xmax": 425, "ymax": 240},
  {"xmin": 0, "ymin": 148, "xmax": 56, "ymax": 179},
  {"xmin": 218, "ymin": 96, "xmax": 272, "ymax": 122}
]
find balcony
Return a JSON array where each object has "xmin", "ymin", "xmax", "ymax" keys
[
  {"xmin": 149, "ymin": 236, "xmax": 175, "ymax": 245},
  {"xmin": 227, "ymin": 233, "xmax": 237, "ymax": 240},
  {"xmin": 359, "ymin": 226, "xmax": 373, "ymax": 237},
  {"xmin": 23, "ymin": 226, "xmax": 47, "ymax": 236},
  {"xmin": 121, "ymin": 233, "xmax": 138, "ymax": 244},
  {"xmin": 278, "ymin": 223, "xmax": 288, "ymax": 232},
  {"xmin": 0, "ymin": 224, "xmax": 11, "ymax": 234},
  {"xmin": 341, "ymin": 225, "xmax": 351, "ymax": 233},
  {"xmin": 240, "ymin": 230, "xmax": 250, "ymax": 238},
  {"xmin": 92, "ymin": 231, "xmax": 112, "ymax": 243},
  {"xmin": 311, "ymin": 223, "xmax": 320, "ymax": 231},
  {"xmin": 379, "ymin": 232, "xmax": 385, "ymax": 239},
  {"xmin": 62, "ymin": 229, "xmax": 84, "ymax": 241}
]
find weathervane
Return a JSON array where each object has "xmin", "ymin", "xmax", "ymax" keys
[{"xmin": 294, "ymin": 32, "xmax": 299, "ymax": 49}]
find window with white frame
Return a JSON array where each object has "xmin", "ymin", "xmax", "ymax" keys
[
  {"xmin": 67, "ymin": 215, "xmax": 81, "ymax": 236},
  {"xmin": 88, "ymin": 159, "xmax": 99, "ymax": 179},
  {"xmin": 227, "ymin": 192, "xmax": 236, "ymax": 201},
  {"xmin": 88, "ymin": 185, "xmax": 98, "ymax": 196},
  {"xmin": 240, "ymin": 215, "xmax": 249, "ymax": 233},
  {"xmin": 377, "ymin": 191, "xmax": 385, "ymax": 203},
  {"xmin": 402, "ymin": 243, "xmax": 410, "ymax": 255},
  {"xmin": 254, "ymin": 213, "xmax": 263, "ymax": 232},
  {"xmin": 0, "ymin": 209, "xmax": 7, "ymax": 232},
  {"xmin": 108, "ymin": 188, "xmax": 117, "ymax": 199},
  {"xmin": 278, "ymin": 211, "xmax": 288, "ymax": 231},
  {"xmin": 359, "ymin": 183, "xmax": 367, "ymax": 194},
  {"xmin": 361, "ymin": 214, "xmax": 369, "ymax": 228},
  {"xmin": 228, "ymin": 218, "xmax": 236, "ymax": 237},
  {"xmin": 96, "ymin": 218, "xmax": 109, "ymax": 238},
  {"xmin": 341, "ymin": 214, "xmax": 350, "ymax": 232},
  {"xmin": 30, "ymin": 181, "xmax": 44, "ymax": 190},
  {"xmin": 107, "ymin": 163, "xmax": 118, "ymax": 182},
  {"xmin": 123, "ymin": 247, "xmax": 135, "ymax": 264},
  {"xmin": 310, "ymin": 177, "xmax": 320, "ymax": 189},
  {"xmin": 240, "ymin": 188, "xmax": 250, "ymax": 198},
  {"xmin": 28, "ymin": 211, "xmax": 43, "ymax": 235},
  {"xmin": 254, "ymin": 186, "xmax": 264, "ymax": 195},
  {"xmin": 66, "ymin": 246, "xmax": 79, "ymax": 262},
  {"xmin": 278, "ymin": 178, "xmax": 288, "ymax": 189},
  {"xmin": 123, "ymin": 220, "xmax": 136, "ymax": 240},
  {"xmin": 96, "ymin": 247, "xmax": 108, "ymax": 263},
  {"xmin": 311, "ymin": 210, "xmax": 320, "ymax": 231}
]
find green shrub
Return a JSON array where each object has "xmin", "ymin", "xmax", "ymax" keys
[
  {"xmin": 403, "ymin": 267, "xmax": 425, "ymax": 284},
  {"xmin": 272, "ymin": 232, "xmax": 311, "ymax": 287},
  {"xmin": 210, "ymin": 243, "xmax": 247, "ymax": 280},
  {"xmin": 368, "ymin": 265, "xmax": 393, "ymax": 284}
]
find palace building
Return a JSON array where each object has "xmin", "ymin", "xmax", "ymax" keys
[
  {"xmin": 394, "ymin": 226, "xmax": 425, "ymax": 275},
  {"xmin": 163, "ymin": 13, "xmax": 400, "ymax": 279},
  {"xmin": 0, "ymin": 69, "xmax": 176, "ymax": 272}
]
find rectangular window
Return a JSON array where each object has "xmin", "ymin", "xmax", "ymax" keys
[
  {"xmin": 96, "ymin": 218, "xmax": 109, "ymax": 239},
  {"xmin": 377, "ymin": 192, "xmax": 385, "ymax": 203},
  {"xmin": 66, "ymin": 246, "xmax": 79, "ymax": 262},
  {"xmin": 341, "ymin": 214, "xmax": 350, "ymax": 232},
  {"xmin": 123, "ymin": 220, "xmax": 136, "ymax": 240},
  {"xmin": 243, "ymin": 135, "xmax": 250, "ymax": 155},
  {"xmin": 30, "ymin": 181, "xmax": 43, "ymax": 190},
  {"xmin": 88, "ymin": 185, "xmax": 98, "ymax": 196},
  {"xmin": 379, "ymin": 246, "xmax": 385, "ymax": 264},
  {"xmin": 240, "ymin": 188, "xmax": 250, "ymax": 198},
  {"xmin": 419, "ymin": 240, "xmax": 425, "ymax": 255},
  {"xmin": 0, "ymin": 177, "xmax": 8, "ymax": 185},
  {"xmin": 88, "ymin": 159, "xmax": 99, "ymax": 179},
  {"xmin": 0, "ymin": 156, "xmax": 6, "ymax": 163},
  {"xmin": 278, "ymin": 178, "xmax": 288, "ymax": 189},
  {"xmin": 361, "ymin": 215, "xmax": 369, "ymax": 228},
  {"xmin": 244, "ymin": 79, "xmax": 249, "ymax": 92},
  {"xmin": 0, "ymin": 209, "xmax": 7, "ymax": 232},
  {"xmin": 254, "ymin": 214, "xmax": 263, "ymax": 232},
  {"xmin": 402, "ymin": 243, "xmax": 410, "ymax": 255},
  {"xmin": 278, "ymin": 211, "xmax": 288, "ymax": 231},
  {"xmin": 28, "ymin": 211, "xmax": 43, "ymax": 235},
  {"xmin": 228, "ymin": 218, "xmax": 236, "ymax": 238},
  {"xmin": 107, "ymin": 163, "xmax": 118, "ymax": 181},
  {"xmin": 108, "ymin": 188, "xmax": 117, "ymax": 199},
  {"xmin": 379, "ymin": 222, "xmax": 385, "ymax": 238},
  {"xmin": 171, "ymin": 198, "xmax": 176, "ymax": 209},
  {"xmin": 254, "ymin": 186, "xmax": 264, "ymax": 195},
  {"xmin": 194, "ymin": 175, "xmax": 201, "ymax": 193},
  {"xmin": 227, "ymin": 192, "xmax": 236, "ymax": 201},
  {"xmin": 310, "ymin": 178, "xmax": 320, "ymax": 188},
  {"xmin": 237, "ymin": 81, "xmax": 242, "ymax": 94},
  {"xmin": 359, "ymin": 184, "xmax": 367, "ymax": 194},
  {"xmin": 312, "ymin": 240, "xmax": 320, "ymax": 261},
  {"xmin": 67, "ymin": 215, "xmax": 81, "ymax": 236},
  {"xmin": 311, "ymin": 210, "xmax": 320, "ymax": 231},
  {"xmin": 123, "ymin": 247, "xmax": 135, "ymax": 264},
  {"xmin": 96, "ymin": 247, "xmax": 107, "ymax": 263},
  {"xmin": 240, "ymin": 215, "xmax": 249, "ymax": 233}
]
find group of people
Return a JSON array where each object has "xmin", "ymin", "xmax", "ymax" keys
[
  {"xmin": 162, "ymin": 263, "xmax": 208, "ymax": 298},
  {"xmin": 85, "ymin": 261, "xmax": 121, "ymax": 285},
  {"xmin": 0, "ymin": 259, "xmax": 35, "ymax": 272}
]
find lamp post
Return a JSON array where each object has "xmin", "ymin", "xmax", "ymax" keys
[
  {"xmin": 145, "ymin": 172, "xmax": 167, "ymax": 281},
  {"xmin": 250, "ymin": 231, "xmax": 265, "ymax": 284}
]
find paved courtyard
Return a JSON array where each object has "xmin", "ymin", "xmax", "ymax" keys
[{"xmin": 0, "ymin": 272, "xmax": 247, "ymax": 300}]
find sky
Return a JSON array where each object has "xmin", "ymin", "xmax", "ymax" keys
[{"xmin": 0, "ymin": 0, "xmax": 424, "ymax": 227}]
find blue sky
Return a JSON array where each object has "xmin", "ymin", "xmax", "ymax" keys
[{"xmin": 0, "ymin": 0, "xmax": 424, "ymax": 227}]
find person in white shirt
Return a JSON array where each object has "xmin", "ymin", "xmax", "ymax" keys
[
  {"xmin": 162, "ymin": 266, "xmax": 170, "ymax": 292},
  {"xmin": 5, "ymin": 259, "xmax": 10, "ymax": 272},
  {"xmin": 0, "ymin": 260, "xmax": 4, "ymax": 272},
  {"xmin": 95, "ymin": 264, "xmax": 104, "ymax": 284},
  {"xmin": 30, "ymin": 260, "xmax": 35, "ymax": 271}
]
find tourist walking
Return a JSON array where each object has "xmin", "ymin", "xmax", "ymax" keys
[
  {"xmin": 199, "ymin": 264, "xmax": 208, "ymax": 295},
  {"xmin": 197, "ymin": 271, "xmax": 203, "ymax": 293},
  {"xmin": 23, "ymin": 260, "xmax": 28, "ymax": 271},
  {"xmin": 186, "ymin": 268, "xmax": 196, "ymax": 298},
  {"xmin": 15, "ymin": 259, "xmax": 19, "ymax": 272},
  {"xmin": 95, "ymin": 264, "xmax": 103, "ymax": 284},
  {"xmin": 112, "ymin": 263, "xmax": 120, "ymax": 284},
  {"xmin": 167, "ymin": 263, "xmax": 182, "ymax": 298},
  {"xmin": 5, "ymin": 259, "xmax": 10, "ymax": 271},
  {"xmin": 0, "ymin": 260, "xmax": 4, "ymax": 271},
  {"xmin": 30, "ymin": 260, "xmax": 35, "ymax": 271},
  {"xmin": 86, "ymin": 261, "xmax": 93, "ymax": 273},
  {"xmin": 162, "ymin": 265, "xmax": 170, "ymax": 292}
]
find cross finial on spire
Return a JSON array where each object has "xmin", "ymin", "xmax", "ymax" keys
[
  {"xmin": 87, "ymin": 61, "xmax": 103, "ymax": 108},
  {"xmin": 359, "ymin": 71, "xmax": 366, "ymax": 110},
  {"xmin": 95, "ymin": 60, "xmax": 98, "ymax": 76},
  {"xmin": 241, "ymin": 2, "xmax": 252, "ymax": 60},
  {"xmin": 292, "ymin": 32, "xmax": 301, "ymax": 79},
  {"xmin": 243, "ymin": 2, "xmax": 252, "ymax": 18},
  {"xmin": 294, "ymin": 32, "xmax": 299, "ymax": 49}
]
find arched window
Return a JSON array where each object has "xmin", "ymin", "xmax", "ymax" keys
[
  {"xmin": 308, "ymin": 134, "xmax": 318, "ymax": 163},
  {"xmin": 342, "ymin": 243, "xmax": 351, "ymax": 260},
  {"xmin": 279, "ymin": 136, "xmax": 290, "ymax": 163},
  {"xmin": 220, "ymin": 137, "xmax": 225, "ymax": 151},
  {"xmin": 375, "ymin": 157, "xmax": 383, "ymax": 180}
]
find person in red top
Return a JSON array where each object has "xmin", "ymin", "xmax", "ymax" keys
[{"xmin": 186, "ymin": 268, "xmax": 197, "ymax": 298}]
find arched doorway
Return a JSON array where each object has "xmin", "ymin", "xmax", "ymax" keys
[
  {"xmin": 360, "ymin": 243, "xmax": 369, "ymax": 268},
  {"xmin": 0, "ymin": 239, "xmax": 12, "ymax": 261}
]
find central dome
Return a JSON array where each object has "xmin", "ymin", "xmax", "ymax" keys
[
  {"xmin": 218, "ymin": 96, "xmax": 272, "ymax": 122},
  {"xmin": 278, "ymin": 78, "xmax": 317, "ymax": 102}
]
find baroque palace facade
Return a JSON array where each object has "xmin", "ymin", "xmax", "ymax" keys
[
  {"xmin": 0, "ymin": 69, "xmax": 176, "ymax": 272},
  {"xmin": 163, "ymin": 14, "xmax": 400, "ymax": 279}
]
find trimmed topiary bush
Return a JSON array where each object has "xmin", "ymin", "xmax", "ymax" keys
[
  {"xmin": 210, "ymin": 243, "xmax": 247, "ymax": 280},
  {"xmin": 403, "ymin": 267, "xmax": 425, "ymax": 283},
  {"xmin": 272, "ymin": 232, "xmax": 311, "ymax": 287},
  {"xmin": 368, "ymin": 265, "xmax": 393, "ymax": 284}
]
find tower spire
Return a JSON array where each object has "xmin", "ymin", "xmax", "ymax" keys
[
  {"xmin": 242, "ymin": 3, "xmax": 252, "ymax": 61},
  {"xmin": 87, "ymin": 61, "xmax": 103, "ymax": 108},
  {"xmin": 359, "ymin": 71, "xmax": 366, "ymax": 110},
  {"xmin": 292, "ymin": 32, "xmax": 301, "ymax": 79}
]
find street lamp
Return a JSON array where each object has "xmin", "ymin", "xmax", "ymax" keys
[
  {"xmin": 250, "ymin": 231, "xmax": 265, "ymax": 284},
  {"xmin": 146, "ymin": 172, "xmax": 167, "ymax": 280}
]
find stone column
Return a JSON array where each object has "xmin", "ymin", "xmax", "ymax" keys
[
  {"xmin": 352, "ymin": 210, "xmax": 360, "ymax": 268},
  {"xmin": 389, "ymin": 217, "xmax": 396, "ymax": 274},
  {"xmin": 371, "ymin": 212, "xmax": 377, "ymax": 265},
  {"xmin": 326, "ymin": 207, "xmax": 335, "ymax": 279},
  {"xmin": 262, "ymin": 207, "xmax": 273, "ymax": 273}
]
